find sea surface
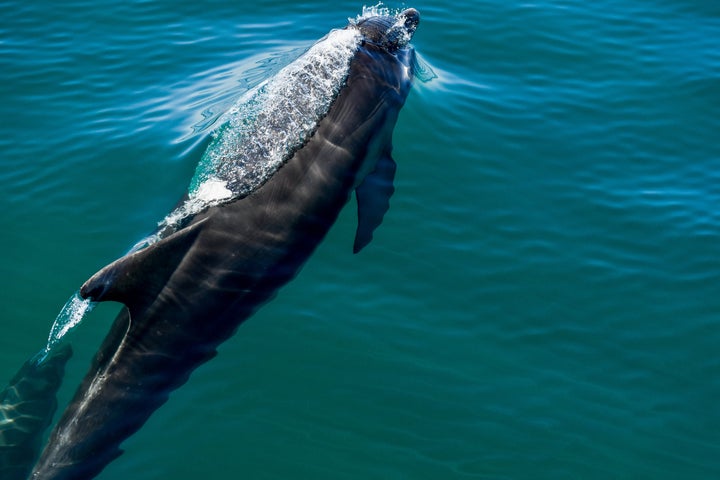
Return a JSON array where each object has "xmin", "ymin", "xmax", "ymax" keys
[{"xmin": 1, "ymin": 1, "xmax": 719, "ymax": 479}]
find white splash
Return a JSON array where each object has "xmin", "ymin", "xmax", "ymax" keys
[
  {"xmin": 354, "ymin": 3, "xmax": 393, "ymax": 22},
  {"xmin": 136, "ymin": 27, "xmax": 365, "ymax": 242},
  {"xmin": 41, "ymin": 292, "xmax": 95, "ymax": 360},
  {"xmin": 194, "ymin": 178, "xmax": 233, "ymax": 203},
  {"xmin": 190, "ymin": 27, "xmax": 363, "ymax": 198}
]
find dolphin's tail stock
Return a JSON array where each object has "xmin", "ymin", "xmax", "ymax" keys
[{"xmin": 0, "ymin": 345, "xmax": 72, "ymax": 480}]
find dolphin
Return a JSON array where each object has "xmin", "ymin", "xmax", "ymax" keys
[
  {"xmin": 31, "ymin": 7, "xmax": 420, "ymax": 479},
  {"xmin": 0, "ymin": 346, "xmax": 71, "ymax": 480}
]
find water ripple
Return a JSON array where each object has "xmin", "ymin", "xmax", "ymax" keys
[{"xmin": 2, "ymin": 1, "xmax": 720, "ymax": 479}]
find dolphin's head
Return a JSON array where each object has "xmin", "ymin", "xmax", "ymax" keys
[{"xmin": 354, "ymin": 8, "xmax": 420, "ymax": 52}]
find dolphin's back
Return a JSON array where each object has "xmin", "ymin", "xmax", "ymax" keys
[{"xmin": 31, "ymin": 8, "xmax": 419, "ymax": 480}]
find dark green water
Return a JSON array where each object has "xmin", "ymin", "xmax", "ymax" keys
[{"xmin": 1, "ymin": 1, "xmax": 719, "ymax": 478}]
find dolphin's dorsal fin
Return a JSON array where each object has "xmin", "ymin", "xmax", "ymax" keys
[
  {"xmin": 353, "ymin": 153, "xmax": 397, "ymax": 253},
  {"xmin": 80, "ymin": 218, "xmax": 207, "ymax": 315}
]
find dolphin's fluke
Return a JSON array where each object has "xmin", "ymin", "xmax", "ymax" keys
[{"xmin": 0, "ymin": 345, "xmax": 72, "ymax": 480}]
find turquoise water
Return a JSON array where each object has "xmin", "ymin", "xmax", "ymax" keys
[{"xmin": 1, "ymin": 1, "xmax": 719, "ymax": 478}]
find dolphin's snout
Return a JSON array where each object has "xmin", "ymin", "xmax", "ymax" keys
[{"xmin": 400, "ymin": 8, "xmax": 420, "ymax": 38}]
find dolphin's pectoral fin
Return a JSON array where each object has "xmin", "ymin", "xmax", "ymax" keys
[
  {"xmin": 80, "ymin": 218, "xmax": 208, "ymax": 314},
  {"xmin": 353, "ymin": 152, "xmax": 397, "ymax": 254}
]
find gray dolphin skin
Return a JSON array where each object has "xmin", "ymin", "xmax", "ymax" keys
[
  {"xmin": 30, "ymin": 7, "xmax": 420, "ymax": 480},
  {"xmin": 0, "ymin": 346, "xmax": 71, "ymax": 480}
]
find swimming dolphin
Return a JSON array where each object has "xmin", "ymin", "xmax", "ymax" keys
[
  {"xmin": 0, "ymin": 346, "xmax": 71, "ymax": 480},
  {"xmin": 31, "ymin": 7, "xmax": 420, "ymax": 479}
]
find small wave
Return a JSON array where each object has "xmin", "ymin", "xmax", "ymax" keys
[
  {"xmin": 413, "ymin": 52, "xmax": 438, "ymax": 83},
  {"xmin": 177, "ymin": 44, "xmax": 312, "ymax": 140}
]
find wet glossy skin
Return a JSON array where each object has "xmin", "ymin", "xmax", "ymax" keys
[{"xmin": 31, "ymin": 10, "xmax": 418, "ymax": 480}]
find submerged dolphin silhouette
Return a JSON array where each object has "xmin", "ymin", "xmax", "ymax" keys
[
  {"xmin": 0, "ymin": 346, "xmax": 71, "ymax": 480},
  {"xmin": 31, "ymin": 7, "xmax": 420, "ymax": 479}
]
